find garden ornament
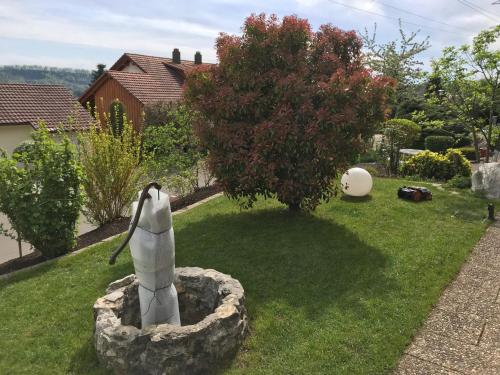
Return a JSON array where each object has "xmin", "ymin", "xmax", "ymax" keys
[
  {"xmin": 341, "ymin": 167, "xmax": 373, "ymax": 197},
  {"xmin": 109, "ymin": 182, "xmax": 180, "ymax": 327}
]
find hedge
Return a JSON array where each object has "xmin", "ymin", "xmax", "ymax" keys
[{"xmin": 425, "ymin": 135, "xmax": 455, "ymax": 153}]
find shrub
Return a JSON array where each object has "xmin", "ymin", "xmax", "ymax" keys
[
  {"xmin": 445, "ymin": 149, "xmax": 472, "ymax": 177},
  {"xmin": 0, "ymin": 126, "xmax": 83, "ymax": 258},
  {"xmin": 401, "ymin": 149, "xmax": 471, "ymax": 181},
  {"xmin": 142, "ymin": 104, "xmax": 210, "ymax": 197},
  {"xmin": 357, "ymin": 150, "xmax": 378, "ymax": 163},
  {"xmin": 79, "ymin": 115, "xmax": 144, "ymax": 226},
  {"xmin": 446, "ymin": 175, "xmax": 472, "ymax": 189},
  {"xmin": 185, "ymin": 14, "xmax": 393, "ymax": 211},
  {"xmin": 456, "ymin": 146, "xmax": 476, "ymax": 161},
  {"xmin": 382, "ymin": 119, "xmax": 420, "ymax": 174},
  {"xmin": 401, "ymin": 150, "xmax": 450, "ymax": 180},
  {"xmin": 425, "ymin": 135, "xmax": 455, "ymax": 152},
  {"xmin": 454, "ymin": 135, "xmax": 472, "ymax": 148},
  {"xmin": 363, "ymin": 165, "xmax": 379, "ymax": 177},
  {"xmin": 142, "ymin": 105, "xmax": 204, "ymax": 174}
]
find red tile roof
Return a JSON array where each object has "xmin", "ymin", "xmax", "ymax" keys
[
  {"xmin": 81, "ymin": 52, "xmax": 212, "ymax": 105},
  {"xmin": 0, "ymin": 83, "xmax": 92, "ymax": 131}
]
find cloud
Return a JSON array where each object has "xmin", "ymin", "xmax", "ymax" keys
[{"xmin": 0, "ymin": 0, "xmax": 497, "ymax": 69}]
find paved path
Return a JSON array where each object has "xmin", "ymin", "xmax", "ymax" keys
[{"xmin": 394, "ymin": 218, "xmax": 500, "ymax": 374}]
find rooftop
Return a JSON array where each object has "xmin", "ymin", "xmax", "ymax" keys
[{"xmin": 0, "ymin": 83, "xmax": 92, "ymax": 131}]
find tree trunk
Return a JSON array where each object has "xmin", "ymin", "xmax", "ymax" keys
[
  {"xmin": 17, "ymin": 235, "xmax": 22, "ymax": 258},
  {"xmin": 288, "ymin": 202, "xmax": 301, "ymax": 212},
  {"xmin": 472, "ymin": 127, "xmax": 480, "ymax": 163}
]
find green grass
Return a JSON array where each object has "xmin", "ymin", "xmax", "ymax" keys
[{"xmin": 0, "ymin": 178, "xmax": 495, "ymax": 374}]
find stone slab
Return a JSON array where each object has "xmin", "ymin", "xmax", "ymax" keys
[
  {"xmin": 394, "ymin": 354, "xmax": 461, "ymax": 374},
  {"xmin": 419, "ymin": 308, "xmax": 484, "ymax": 346},
  {"xmin": 406, "ymin": 332, "xmax": 500, "ymax": 374}
]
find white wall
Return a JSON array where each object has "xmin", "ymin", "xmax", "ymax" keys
[
  {"xmin": 0, "ymin": 125, "xmax": 81, "ymax": 155},
  {"xmin": 122, "ymin": 62, "xmax": 143, "ymax": 73},
  {"xmin": 0, "ymin": 124, "xmax": 33, "ymax": 155}
]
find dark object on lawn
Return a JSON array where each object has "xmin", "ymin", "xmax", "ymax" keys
[
  {"xmin": 488, "ymin": 203, "xmax": 495, "ymax": 221},
  {"xmin": 398, "ymin": 186, "xmax": 433, "ymax": 202},
  {"xmin": 109, "ymin": 182, "xmax": 161, "ymax": 265}
]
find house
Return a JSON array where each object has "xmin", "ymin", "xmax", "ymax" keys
[
  {"xmin": 79, "ymin": 49, "xmax": 209, "ymax": 131},
  {"xmin": 0, "ymin": 83, "xmax": 91, "ymax": 155}
]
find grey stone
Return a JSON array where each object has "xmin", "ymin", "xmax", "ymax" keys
[
  {"xmin": 93, "ymin": 267, "xmax": 248, "ymax": 375},
  {"xmin": 471, "ymin": 162, "xmax": 500, "ymax": 199},
  {"xmin": 394, "ymin": 354, "xmax": 460, "ymax": 374}
]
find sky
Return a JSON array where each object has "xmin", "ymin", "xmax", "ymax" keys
[{"xmin": 0, "ymin": 0, "xmax": 498, "ymax": 71}]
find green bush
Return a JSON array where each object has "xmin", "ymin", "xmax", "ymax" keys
[
  {"xmin": 401, "ymin": 149, "xmax": 471, "ymax": 181},
  {"xmin": 142, "ymin": 104, "xmax": 210, "ymax": 197},
  {"xmin": 401, "ymin": 150, "xmax": 450, "ymax": 180},
  {"xmin": 454, "ymin": 135, "xmax": 472, "ymax": 148},
  {"xmin": 358, "ymin": 150, "xmax": 378, "ymax": 163},
  {"xmin": 363, "ymin": 165, "xmax": 379, "ymax": 177},
  {"xmin": 425, "ymin": 135, "xmax": 455, "ymax": 152},
  {"xmin": 456, "ymin": 146, "xmax": 476, "ymax": 161},
  {"xmin": 445, "ymin": 149, "xmax": 472, "ymax": 177},
  {"xmin": 0, "ymin": 126, "xmax": 83, "ymax": 258},
  {"xmin": 446, "ymin": 175, "xmax": 472, "ymax": 189},
  {"xmin": 79, "ymin": 115, "xmax": 144, "ymax": 226},
  {"xmin": 382, "ymin": 118, "xmax": 420, "ymax": 174}
]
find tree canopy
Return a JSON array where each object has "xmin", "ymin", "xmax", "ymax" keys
[{"xmin": 185, "ymin": 14, "xmax": 393, "ymax": 211}]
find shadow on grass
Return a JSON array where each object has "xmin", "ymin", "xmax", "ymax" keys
[
  {"xmin": 64, "ymin": 206, "xmax": 396, "ymax": 374},
  {"xmin": 175, "ymin": 206, "xmax": 396, "ymax": 321},
  {"xmin": 340, "ymin": 194, "xmax": 373, "ymax": 203}
]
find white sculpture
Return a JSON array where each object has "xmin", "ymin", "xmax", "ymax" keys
[
  {"xmin": 341, "ymin": 167, "xmax": 373, "ymax": 197},
  {"xmin": 471, "ymin": 163, "xmax": 500, "ymax": 199},
  {"xmin": 110, "ymin": 182, "xmax": 180, "ymax": 327}
]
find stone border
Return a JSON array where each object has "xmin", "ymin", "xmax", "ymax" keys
[
  {"xmin": 0, "ymin": 193, "xmax": 223, "ymax": 280},
  {"xmin": 94, "ymin": 267, "xmax": 248, "ymax": 374}
]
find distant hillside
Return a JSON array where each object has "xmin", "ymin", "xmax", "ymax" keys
[{"xmin": 0, "ymin": 65, "xmax": 92, "ymax": 97}]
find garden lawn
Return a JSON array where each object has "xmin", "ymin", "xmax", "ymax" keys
[{"xmin": 0, "ymin": 178, "xmax": 494, "ymax": 374}]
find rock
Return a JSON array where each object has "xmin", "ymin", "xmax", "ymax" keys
[
  {"xmin": 471, "ymin": 163, "xmax": 500, "ymax": 199},
  {"xmin": 93, "ymin": 267, "xmax": 248, "ymax": 375}
]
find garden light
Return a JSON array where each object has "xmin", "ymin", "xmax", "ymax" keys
[
  {"xmin": 341, "ymin": 167, "xmax": 373, "ymax": 197},
  {"xmin": 488, "ymin": 203, "xmax": 495, "ymax": 221}
]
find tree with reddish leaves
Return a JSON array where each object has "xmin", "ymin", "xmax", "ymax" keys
[{"xmin": 185, "ymin": 14, "xmax": 393, "ymax": 211}]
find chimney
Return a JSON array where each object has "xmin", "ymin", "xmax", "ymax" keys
[
  {"xmin": 172, "ymin": 48, "xmax": 181, "ymax": 64},
  {"xmin": 194, "ymin": 51, "xmax": 202, "ymax": 65}
]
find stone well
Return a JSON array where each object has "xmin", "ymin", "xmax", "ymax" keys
[{"xmin": 93, "ymin": 267, "xmax": 248, "ymax": 375}]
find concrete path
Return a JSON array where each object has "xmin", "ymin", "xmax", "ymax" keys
[{"xmin": 394, "ymin": 218, "xmax": 500, "ymax": 374}]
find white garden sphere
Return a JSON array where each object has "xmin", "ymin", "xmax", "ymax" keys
[{"xmin": 341, "ymin": 167, "xmax": 373, "ymax": 197}]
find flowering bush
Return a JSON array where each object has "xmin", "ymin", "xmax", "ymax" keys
[
  {"xmin": 79, "ymin": 115, "xmax": 144, "ymax": 226},
  {"xmin": 401, "ymin": 149, "xmax": 471, "ymax": 180},
  {"xmin": 185, "ymin": 14, "xmax": 392, "ymax": 210}
]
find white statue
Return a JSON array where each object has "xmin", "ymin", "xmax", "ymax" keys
[{"xmin": 109, "ymin": 182, "xmax": 180, "ymax": 327}]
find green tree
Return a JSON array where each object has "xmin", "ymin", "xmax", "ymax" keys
[
  {"xmin": 142, "ymin": 103, "xmax": 209, "ymax": 195},
  {"xmin": 186, "ymin": 14, "xmax": 392, "ymax": 211},
  {"xmin": 90, "ymin": 63, "xmax": 106, "ymax": 85},
  {"xmin": 466, "ymin": 26, "xmax": 500, "ymax": 162},
  {"xmin": 380, "ymin": 118, "xmax": 420, "ymax": 175},
  {"xmin": 362, "ymin": 20, "xmax": 430, "ymax": 117},
  {"xmin": 431, "ymin": 50, "xmax": 489, "ymax": 162}
]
